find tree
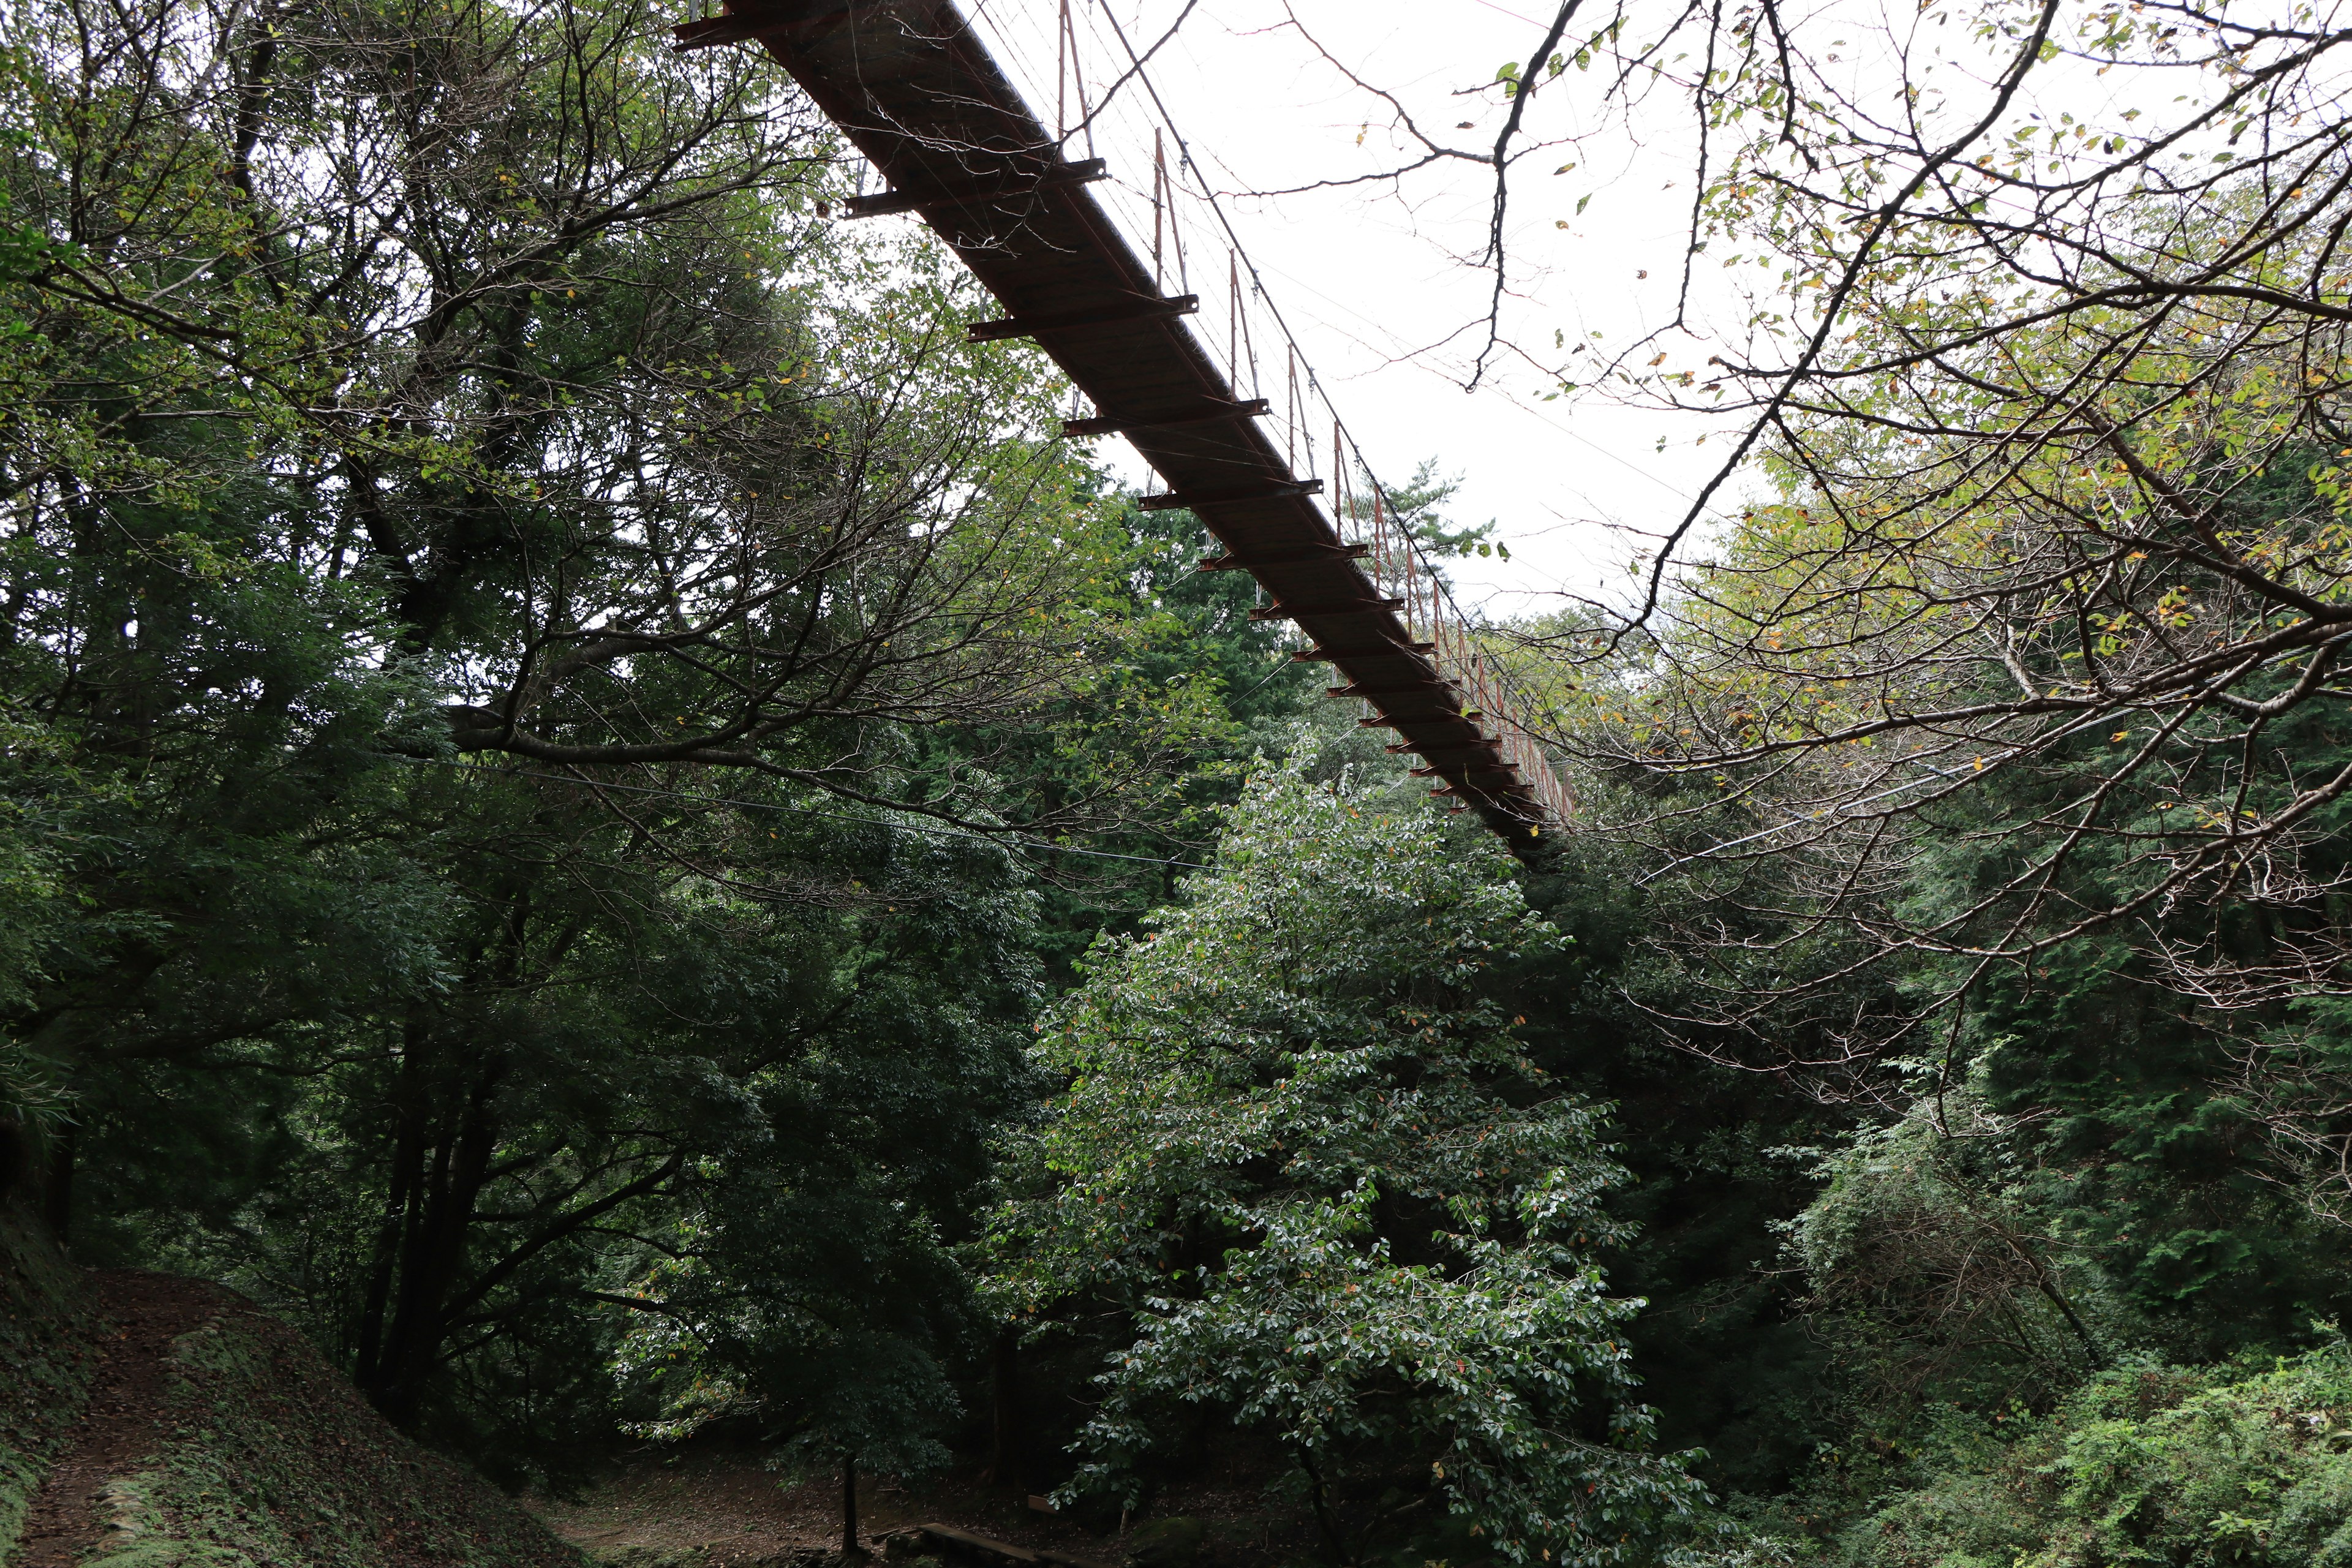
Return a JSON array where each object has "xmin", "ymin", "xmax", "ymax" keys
[
  {"xmin": 1599, "ymin": 3, "xmax": 2352, "ymax": 1033},
  {"xmin": 1229, "ymin": 0, "xmax": 2352, "ymax": 1101},
  {"xmin": 990, "ymin": 746, "xmax": 1702, "ymax": 1568},
  {"xmin": 1785, "ymin": 1072, "xmax": 2114, "ymax": 1418},
  {"xmin": 1342, "ymin": 459, "xmax": 1509, "ymax": 570},
  {"xmin": 54, "ymin": 747, "xmax": 1056, "ymax": 1474},
  {"xmin": 4, "ymin": 0, "xmax": 1223, "ymax": 853},
  {"xmin": 0, "ymin": 0, "xmax": 1258, "ymax": 1476},
  {"xmin": 615, "ymin": 1155, "xmax": 981, "ymax": 1555}
]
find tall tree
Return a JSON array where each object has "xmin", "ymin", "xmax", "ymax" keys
[
  {"xmin": 0, "ymin": 0, "xmax": 1260, "ymax": 1479},
  {"xmin": 990, "ymin": 748, "xmax": 1702, "ymax": 1568}
]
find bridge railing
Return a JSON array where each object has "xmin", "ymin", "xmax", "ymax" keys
[
  {"xmin": 798, "ymin": 0, "xmax": 1574, "ymax": 830},
  {"xmin": 943, "ymin": 0, "xmax": 1575, "ymax": 824}
]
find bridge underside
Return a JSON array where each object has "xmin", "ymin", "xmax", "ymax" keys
[{"xmin": 680, "ymin": 0, "xmax": 1567, "ymax": 852}]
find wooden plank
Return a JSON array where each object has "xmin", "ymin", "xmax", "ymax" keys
[
  {"xmin": 1140, "ymin": 478, "xmax": 1321, "ymax": 511},
  {"xmin": 1251, "ymin": 597, "xmax": 1404, "ymax": 622},
  {"xmin": 1293, "ymin": 641, "xmax": 1436, "ymax": 661},
  {"xmin": 968, "ymin": 294, "xmax": 1199, "ymax": 343},
  {"xmin": 1325, "ymin": 679, "xmax": 1436, "ymax": 698},
  {"xmin": 1199, "ymin": 541, "xmax": 1367, "ymax": 571},
  {"xmin": 1387, "ymin": 738, "xmax": 1507, "ymax": 758},
  {"xmin": 846, "ymin": 158, "xmax": 1106, "ymax": 217},
  {"xmin": 918, "ymin": 1523, "xmax": 1040, "ymax": 1565},
  {"xmin": 673, "ymin": 0, "xmax": 878, "ymax": 50},
  {"xmin": 1067, "ymin": 398, "xmax": 1269, "ymax": 438}
]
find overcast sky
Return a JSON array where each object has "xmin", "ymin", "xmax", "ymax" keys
[{"xmin": 951, "ymin": 0, "xmax": 1746, "ymax": 619}]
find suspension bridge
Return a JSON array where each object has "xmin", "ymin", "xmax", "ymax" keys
[{"xmin": 676, "ymin": 0, "xmax": 1574, "ymax": 850}]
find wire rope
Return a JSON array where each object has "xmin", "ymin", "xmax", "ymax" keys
[
  {"xmin": 1072, "ymin": 1, "xmax": 1569, "ymax": 742},
  {"xmin": 910, "ymin": 0, "xmax": 1577, "ymax": 818}
]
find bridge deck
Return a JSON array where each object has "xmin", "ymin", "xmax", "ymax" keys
[{"xmin": 680, "ymin": 0, "xmax": 1568, "ymax": 850}]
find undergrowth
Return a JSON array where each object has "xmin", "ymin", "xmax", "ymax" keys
[
  {"xmin": 1753, "ymin": 1339, "xmax": 2352, "ymax": 1568},
  {"xmin": 81, "ymin": 1305, "xmax": 582, "ymax": 1568},
  {"xmin": 0, "ymin": 1201, "xmax": 97, "ymax": 1558}
]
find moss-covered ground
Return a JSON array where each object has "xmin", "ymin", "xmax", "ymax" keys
[
  {"xmin": 2, "ymin": 1204, "xmax": 585, "ymax": 1568},
  {"xmin": 0, "ymin": 1204, "xmax": 99, "ymax": 1558},
  {"xmin": 75, "ymin": 1299, "xmax": 584, "ymax": 1568}
]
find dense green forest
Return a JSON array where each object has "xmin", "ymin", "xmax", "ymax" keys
[{"xmin": 7, "ymin": 0, "xmax": 2352, "ymax": 1566}]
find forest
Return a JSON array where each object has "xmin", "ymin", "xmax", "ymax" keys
[{"xmin": 5, "ymin": 0, "xmax": 2352, "ymax": 1565}]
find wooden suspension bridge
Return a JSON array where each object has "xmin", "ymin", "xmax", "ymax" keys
[{"xmin": 676, "ymin": 0, "xmax": 1573, "ymax": 851}]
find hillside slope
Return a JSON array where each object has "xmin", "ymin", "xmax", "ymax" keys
[
  {"xmin": 1, "ymin": 1213, "xmax": 584, "ymax": 1568},
  {"xmin": 1, "ymin": 1205, "xmax": 97, "ymax": 1555}
]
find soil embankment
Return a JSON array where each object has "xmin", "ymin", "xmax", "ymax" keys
[
  {"xmin": 2, "ymin": 1215, "xmax": 1297, "ymax": 1568},
  {"xmin": 12, "ymin": 1269, "xmax": 240, "ymax": 1565},
  {"xmin": 1, "ymin": 1216, "xmax": 584, "ymax": 1568}
]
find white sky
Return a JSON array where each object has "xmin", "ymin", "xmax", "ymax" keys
[
  {"xmin": 956, "ymin": 0, "xmax": 1740, "ymax": 620},
  {"xmin": 923, "ymin": 0, "xmax": 2272, "ymax": 623}
]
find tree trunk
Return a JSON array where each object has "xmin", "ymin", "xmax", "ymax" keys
[
  {"xmin": 987, "ymin": 1324, "xmax": 1025, "ymax": 1491},
  {"xmin": 41, "ymin": 1122, "xmax": 74, "ymax": 1247},
  {"xmin": 1297, "ymin": 1447, "xmax": 1352, "ymax": 1568},
  {"xmin": 355, "ymin": 1041, "xmax": 428, "ymax": 1387},
  {"xmin": 842, "ymin": 1450, "xmax": 861, "ymax": 1558},
  {"xmin": 365, "ymin": 1071, "xmax": 499, "ymax": 1428},
  {"xmin": 0, "ymin": 1114, "xmax": 34, "ymax": 1213}
]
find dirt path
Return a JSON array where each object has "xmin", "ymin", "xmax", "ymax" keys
[
  {"xmin": 530, "ymin": 1446, "xmax": 1314, "ymax": 1568},
  {"xmin": 12, "ymin": 1269, "xmax": 244, "ymax": 1568}
]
